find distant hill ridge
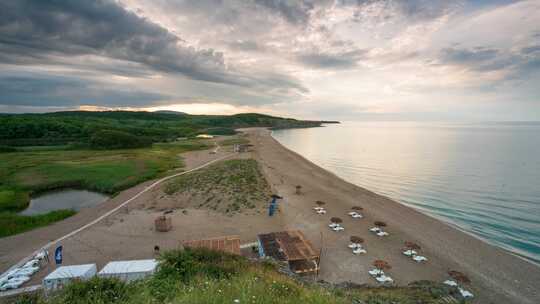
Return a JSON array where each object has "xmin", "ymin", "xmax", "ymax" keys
[{"xmin": 0, "ymin": 110, "xmax": 338, "ymax": 147}]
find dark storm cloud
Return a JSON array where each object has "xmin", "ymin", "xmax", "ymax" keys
[
  {"xmin": 0, "ymin": 0, "xmax": 306, "ymax": 93},
  {"xmin": 0, "ymin": 73, "xmax": 168, "ymax": 107}
]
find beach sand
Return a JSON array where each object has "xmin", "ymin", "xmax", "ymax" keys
[{"xmin": 1, "ymin": 129, "xmax": 539, "ymax": 303}]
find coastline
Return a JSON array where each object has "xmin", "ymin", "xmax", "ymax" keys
[
  {"xmin": 271, "ymin": 128, "xmax": 539, "ymax": 266},
  {"xmin": 247, "ymin": 128, "xmax": 540, "ymax": 304}
]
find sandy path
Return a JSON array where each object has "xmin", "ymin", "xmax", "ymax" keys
[{"xmin": 245, "ymin": 128, "xmax": 540, "ymax": 304}]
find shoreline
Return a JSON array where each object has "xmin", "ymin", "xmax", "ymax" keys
[
  {"xmin": 248, "ymin": 128, "xmax": 539, "ymax": 304},
  {"xmin": 270, "ymin": 128, "xmax": 540, "ymax": 267}
]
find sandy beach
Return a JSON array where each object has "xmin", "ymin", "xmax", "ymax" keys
[{"xmin": 1, "ymin": 128, "xmax": 539, "ymax": 303}]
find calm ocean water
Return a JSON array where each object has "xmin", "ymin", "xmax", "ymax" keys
[{"xmin": 272, "ymin": 122, "xmax": 540, "ymax": 263}]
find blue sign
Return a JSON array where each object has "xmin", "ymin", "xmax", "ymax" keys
[{"xmin": 55, "ymin": 246, "xmax": 63, "ymax": 265}]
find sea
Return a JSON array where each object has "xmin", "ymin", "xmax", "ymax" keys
[{"xmin": 272, "ymin": 121, "xmax": 540, "ymax": 264}]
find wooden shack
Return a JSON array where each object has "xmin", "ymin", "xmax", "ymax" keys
[
  {"xmin": 257, "ymin": 230, "xmax": 319, "ymax": 274},
  {"xmin": 182, "ymin": 235, "xmax": 241, "ymax": 255},
  {"xmin": 154, "ymin": 215, "xmax": 172, "ymax": 232}
]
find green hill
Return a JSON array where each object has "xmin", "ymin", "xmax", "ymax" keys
[{"xmin": 0, "ymin": 111, "xmax": 334, "ymax": 147}]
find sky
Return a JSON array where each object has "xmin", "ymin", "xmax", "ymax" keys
[{"xmin": 0, "ymin": 0, "xmax": 539, "ymax": 121}]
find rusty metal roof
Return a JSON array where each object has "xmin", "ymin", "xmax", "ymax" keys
[
  {"xmin": 182, "ymin": 235, "xmax": 241, "ymax": 255},
  {"xmin": 258, "ymin": 230, "xmax": 319, "ymax": 261}
]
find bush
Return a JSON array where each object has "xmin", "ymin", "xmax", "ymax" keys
[
  {"xmin": 89, "ymin": 130, "xmax": 151, "ymax": 150},
  {"xmin": 52, "ymin": 277, "xmax": 129, "ymax": 304}
]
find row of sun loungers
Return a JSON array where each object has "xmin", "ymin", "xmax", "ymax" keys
[
  {"xmin": 368, "ymin": 269, "xmax": 393, "ymax": 283},
  {"xmin": 347, "ymin": 211, "xmax": 363, "ymax": 218},
  {"xmin": 369, "ymin": 227, "xmax": 389, "ymax": 237},
  {"xmin": 328, "ymin": 222, "xmax": 344, "ymax": 231},
  {"xmin": 444, "ymin": 280, "xmax": 474, "ymax": 298},
  {"xmin": 402, "ymin": 249, "xmax": 428, "ymax": 262},
  {"xmin": 0, "ymin": 250, "xmax": 47, "ymax": 291},
  {"xmin": 348, "ymin": 243, "xmax": 367, "ymax": 254},
  {"xmin": 313, "ymin": 206, "xmax": 327, "ymax": 214}
]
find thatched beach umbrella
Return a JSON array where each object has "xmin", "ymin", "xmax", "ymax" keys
[
  {"xmin": 373, "ymin": 260, "xmax": 391, "ymax": 271},
  {"xmin": 295, "ymin": 185, "xmax": 302, "ymax": 194},
  {"xmin": 374, "ymin": 221, "xmax": 387, "ymax": 227},
  {"xmin": 330, "ymin": 217, "xmax": 343, "ymax": 224},
  {"xmin": 448, "ymin": 270, "xmax": 471, "ymax": 284},
  {"xmin": 350, "ymin": 236, "xmax": 364, "ymax": 244},
  {"xmin": 316, "ymin": 200, "xmax": 326, "ymax": 206},
  {"xmin": 351, "ymin": 206, "xmax": 363, "ymax": 211},
  {"xmin": 404, "ymin": 241, "xmax": 421, "ymax": 251}
]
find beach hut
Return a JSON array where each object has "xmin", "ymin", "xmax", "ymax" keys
[
  {"xmin": 98, "ymin": 259, "xmax": 158, "ymax": 282},
  {"xmin": 183, "ymin": 235, "xmax": 241, "ymax": 255},
  {"xmin": 42, "ymin": 264, "xmax": 97, "ymax": 291},
  {"xmin": 257, "ymin": 230, "xmax": 320, "ymax": 274}
]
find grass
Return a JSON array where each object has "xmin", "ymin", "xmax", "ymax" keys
[
  {"xmin": 10, "ymin": 248, "xmax": 456, "ymax": 304},
  {"xmin": 0, "ymin": 210, "xmax": 76, "ymax": 238},
  {"xmin": 219, "ymin": 136, "xmax": 250, "ymax": 146},
  {"xmin": 0, "ymin": 140, "xmax": 211, "ymax": 237},
  {"xmin": 164, "ymin": 159, "xmax": 271, "ymax": 213}
]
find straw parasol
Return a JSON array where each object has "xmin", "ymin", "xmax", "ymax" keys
[
  {"xmin": 373, "ymin": 260, "xmax": 391, "ymax": 271},
  {"xmin": 351, "ymin": 206, "xmax": 363, "ymax": 211},
  {"xmin": 404, "ymin": 241, "xmax": 421, "ymax": 251},
  {"xmin": 330, "ymin": 217, "xmax": 343, "ymax": 224},
  {"xmin": 374, "ymin": 221, "xmax": 387, "ymax": 227},
  {"xmin": 350, "ymin": 236, "xmax": 364, "ymax": 244},
  {"xmin": 448, "ymin": 270, "xmax": 471, "ymax": 284},
  {"xmin": 295, "ymin": 185, "xmax": 302, "ymax": 194},
  {"xmin": 316, "ymin": 200, "xmax": 326, "ymax": 206}
]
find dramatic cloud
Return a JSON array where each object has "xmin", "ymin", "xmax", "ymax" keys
[{"xmin": 0, "ymin": 0, "xmax": 538, "ymax": 120}]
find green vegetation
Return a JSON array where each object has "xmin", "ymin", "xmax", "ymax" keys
[
  {"xmin": 165, "ymin": 159, "xmax": 271, "ymax": 213},
  {"xmin": 11, "ymin": 248, "xmax": 454, "ymax": 304},
  {"xmin": 0, "ymin": 111, "xmax": 329, "ymax": 147},
  {"xmin": 0, "ymin": 210, "xmax": 76, "ymax": 238},
  {"xmin": 90, "ymin": 130, "xmax": 151, "ymax": 150},
  {"xmin": 0, "ymin": 139, "xmax": 210, "ymax": 237},
  {"xmin": 219, "ymin": 136, "xmax": 250, "ymax": 146}
]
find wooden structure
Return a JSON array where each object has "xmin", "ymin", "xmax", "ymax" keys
[
  {"xmin": 154, "ymin": 215, "xmax": 172, "ymax": 232},
  {"xmin": 257, "ymin": 230, "xmax": 319, "ymax": 274},
  {"xmin": 182, "ymin": 235, "xmax": 241, "ymax": 255}
]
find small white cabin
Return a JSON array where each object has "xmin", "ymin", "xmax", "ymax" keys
[
  {"xmin": 98, "ymin": 259, "xmax": 157, "ymax": 282},
  {"xmin": 43, "ymin": 264, "xmax": 97, "ymax": 291}
]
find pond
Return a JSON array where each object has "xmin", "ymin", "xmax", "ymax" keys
[{"xmin": 20, "ymin": 189, "xmax": 109, "ymax": 215}]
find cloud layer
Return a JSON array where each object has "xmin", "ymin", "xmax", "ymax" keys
[{"xmin": 0, "ymin": 0, "xmax": 539, "ymax": 120}]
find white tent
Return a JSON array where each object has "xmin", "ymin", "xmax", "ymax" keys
[
  {"xmin": 98, "ymin": 259, "xmax": 157, "ymax": 282},
  {"xmin": 43, "ymin": 264, "xmax": 96, "ymax": 291}
]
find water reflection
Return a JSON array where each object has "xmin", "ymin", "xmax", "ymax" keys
[{"xmin": 21, "ymin": 189, "xmax": 109, "ymax": 215}]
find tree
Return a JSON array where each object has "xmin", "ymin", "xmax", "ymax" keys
[{"xmin": 90, "ymin": 130, "xmax": 151, "ymax": 149}]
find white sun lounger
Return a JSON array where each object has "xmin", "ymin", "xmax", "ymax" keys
[
  {"xmin": 347, "ymin": 211, "xmax": 357, "ymax": 215},
  {"xmin": 353, "ymin": 248, "xmax": 367, "ymax": 254},
  {"xmin": 314, "ymin": 207, "xmax": 324, "ymax": 211},
  {"xmin": 348, "ymin": 243, "xmax": 362, "ymax": 249},
  {"xmin": 376, "ymin": 231, "xmax": 389, "ymax": 237},
  {"xmin": 351, "ymin": 213, "xmax": 363, "ymax": 218},
  {"xmin": 368, "ymin": 269, "xmax": 384, "ymax": 276},
  {"xmin": 316, "ymin": 209, "xmax": 327, "ymax": 214},
  {"xmin": 375, "ymin": 275, "xmax": 393, "ymax": 283},
  {"xmin": 332, "ymin": 226, "xmax": 344, "ymax": 231},
  {"xmin": 459, "ymin": 288, "xmax": 474, "ymax": 298},
  {"xmin": 402, "ymin": 250, "xmax": 417, "ymax": 256},
  {"xmin": 328, "ymin": 223, "xmax": 339, "ymax": 228},
  {"xmin": 443, "ymin": 280, "xmax": 458, "ymax": 286},
  {"xmin": 369, "ymin": 227, "xmax": 380, "ymax": 232},
  {"xmin": 413, "ymin": 255, "xmax": 428, "ymax": 262}
]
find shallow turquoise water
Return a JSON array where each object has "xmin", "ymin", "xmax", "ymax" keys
[{"xmin": 272, "ymin": 122, "xmax": 540, "ymax": 263}]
